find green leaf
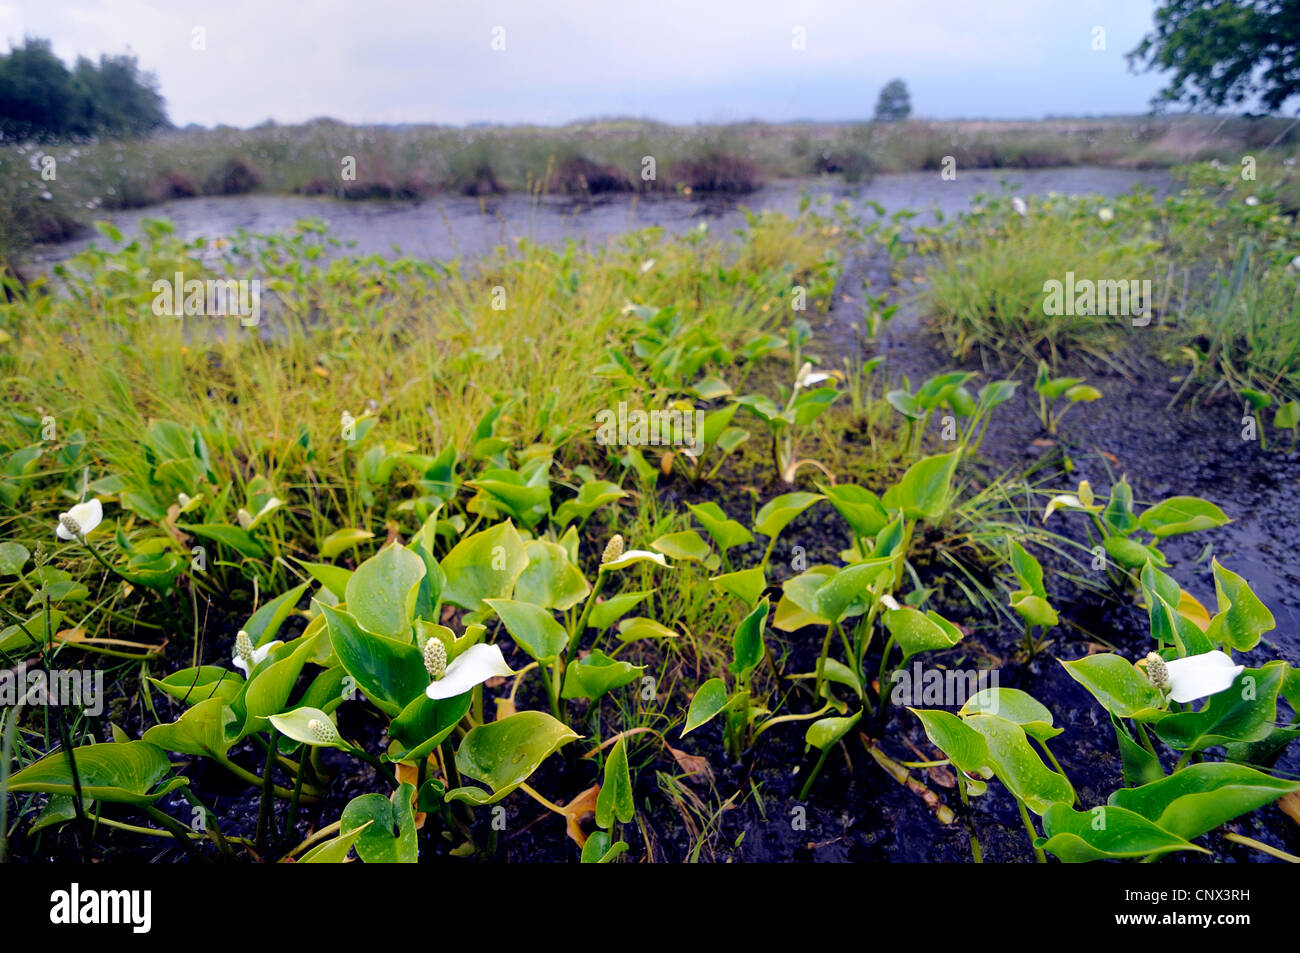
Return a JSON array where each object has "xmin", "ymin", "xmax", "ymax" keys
[
  {"xmin": 346, "ymin": 543, "xmax": 426, "ymax": 642},
  {"xmin": 298, "ymin": 562, "xmax": 352, "ymax": 601},
  {"xmin": 729, "ymin": 598, "xmax": 769, "ymax": 681},
  {"xmin": 910, "ymin": 709, "xmax": 994, "ymax": 780},
  {"xmin": 299, "ymin": 822, "xmax": 369, "ymax": 863},
  {"xmin": 341, "ymin": 783, "xmax": 419, "ymax": 863},
  {"xmin": 687, "ymin": 502, "xmax": 755, "ymax": 552},
  {"xmin": 441, "ymin": 521, "xmax": 529, "ymax": 612},
  {"xmin": 560, "ymin": 649, "xmax": 644, "ymax": 701},
  {"xmin": 1108, "ymin": 762, "xmax": 1300, "ymax": 841},
  {"xmin": 587, "ymin": 590, "xmax": 653, "ymax": 629},
  {"xmin": 812, "ymin": 558, "xmax": 895, "ymax": 623},
  {"xmin": 881, "ymin": 451, "xmax": 960, "ymax": 520},
  {"xmin": 515, "ymin": 539, "xmax": 591, "ymax": 611},
  {"xmin": 1111, "ymin": 712, "xmax": 1166, "ymax": 787},
  {"xmin": 650, "ymin": 530, "xmax": 719, "ymax": 570},
  {"xmin": 1103, "ymin": 478, "xmax": 1137, "ymax": 536},
  {"xmin": 1039, "ymin": 803, "xmax": 1206, "ymax": 862},
  {"xmin": 682, "ymin": 678, "xmax": 729, "ymax": 736},
  {"xmin": 1204, "ymin": 559, "xmax": 1275, "ymax": 652},
  {"xmin": 616, "ymin": 617, "xmax": 679, "ymax": 642},
  {"xmin": 240, "ymin": 635, "xmax": 321, "ymax": 737},
  {"xmin": 1008, "ymin": 540, "xmax": 1045, "ymax": 596},
  {"xmin": 806, "ymin": 709, "xmax": 862, "ymax": 750},
  {"xmin": 141, "ymin": 697, "xmax": 238, "ymax": 760},
  {"xmin": 321, "ymin": 604, "xmax": 428, "ymax": 717},
  {"xmin": 1059, "ymin": 654, "xmax": 1166, "ymax": 719},
  {"xmin": 1152, "ymin": 662, "xmax": 1285, "ymax": 752},
  {"xmin": 388, "ymin": 690, "xmax": 472, "ymax": 762},
  {"xmin": 1103, "ymin": 534, "xmax": 1159, "ymax": 570},
  {"xmin": 244, "ymin": 582, "xmax": 310, "ymax": 648},
  {"xmin": 0, "ymin": 542, "xmax": 30, "ymax": 576},
  {"xmin": 819, "ymin": 484, "xmax": 890, "ymax": 541},
  {"xmin": 710, "ymin": 568, "xmax": 766, "ymax": 606},
  {"xmin": 554, "ymin": 480, "xmax": 626, "ymax": 527},
  {"xmin": 965, "ymin": 713, "xmax": 1074, "ymax": 814},
  {"xmin": 1010, "ymin": 591, "xmax": 1059, "ymax": 629},
  {"xmin": 318, "ymin": 528, "xmax": 374, "ymax": 560},
  {"xmin": 180, "ymin": 523, "xmax": 266, "ymax": 558},
  {"xmin": 445, "ymin": 711, "xmax": 579, "ymax": 805},
  {"xmin": 148, "ymin": 665, "xmax": 244, "ymax": 706},
  {"xmin": 7, "ymin": 741, "xmax": 187, "ymax": 805},
  {"xmin": 882, "ymin": 607, "xmax": 964, "ymax": 662},
  {"xmin": 754, "ymin": 492, "xmax": 824, "ymax": 540},
  {"xmin": 580, "ymin": 830, "xmax": 630, "ymax": 863},
  {"xmin": 1137, "ymin": 497, "xmax": 1230, "ymax": 539},
  {"xmin": 486, "ymin": 598, "xmax": 568, "ymax": 663},
  {"xmin": 959, "ymin": 688, "xmax": 1062, "ymax": 742},
  {"xmin": 595, "ymin": 737, "xmax": 635, "ymax": 828}
]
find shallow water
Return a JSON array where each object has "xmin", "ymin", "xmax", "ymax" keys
[{"xmin": 32, "ymin": 167, "xmax": 1173, "ymax": 265}]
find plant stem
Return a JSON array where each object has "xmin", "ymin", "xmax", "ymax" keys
[
  {"xmin": 255, "ymin": 733, "xmax": 278, "ymax": 851},
  {"xmin": 1016, "ymin": 797, "xmax": 1045, "ymax": 863},
  {"xmin": 797, "ymin": 747, "xmax": 831, "ymax": 800},
  {"xmin": 956, "ymin": 775, "xmax": 983, "ymax": 863}
]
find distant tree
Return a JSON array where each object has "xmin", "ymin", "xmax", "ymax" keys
[
  {"xmin": 0, "ymin": 37, "xmax": 168, "ymax": 139},
  {"xmin": 0, "ymin": 38, "xmax": 78, "ymax": 138},
  {"xmin": 1129, "ymin": 1, "xmax": 1300, "ymax": 113},
  {"xmin": 874, "ymin": 79, "xmax": 912, "ymax": 122}
]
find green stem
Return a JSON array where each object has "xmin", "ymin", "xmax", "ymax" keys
[
  {"xmin": 255, "ymin": 733, "xmax": 277, "ymax": 851},
  {"xmin": 140, "ymin": 805, "xmax": 203, "ymax": 861},
  {"xmin": 1016, "ymin": 797, "xmax": 1045, "ymax": 863},
  {"xmin": 798, "ymin": 747, "xmax": 831, "ymax": 800},
  {"xmin": 956, "ymin": 775, "xmax": 983, "ymax": 863}
]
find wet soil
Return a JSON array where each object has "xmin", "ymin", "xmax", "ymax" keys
[{"xmin": 11, "ymin": 168, "xmax": 1298, "ymax": 864}]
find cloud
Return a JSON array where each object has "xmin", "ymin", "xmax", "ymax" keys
[{"xmin": 11, "ymin": 0, "xmax": 1168, "ymax": 126}]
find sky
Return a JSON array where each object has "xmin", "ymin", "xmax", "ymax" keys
[{"xmin": 4, "ymin": 1, "xmax": 1174, "ymax": 128}]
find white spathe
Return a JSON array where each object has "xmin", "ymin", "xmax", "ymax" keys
[
  {"xmin": 601, "ymin": 549, "xmax": 670, "ymax": 571},
  {"xmin": 56, "ymin": 498, "xmax": 104, "ymax": 540},
  {"xmin": 1165, "ymin": 650, "xmax": 1245, "ymax": 704},
  {"xmin": 1011, "ymin": 197, "xmax": 1027, "ymax": 216},
  {"xmin": 233, "ymin": 639, "xmax": 282, "ymax": 676},
  {"xmin": 426, "ymin": 642, "xmax": 516, "ymax": 700}
]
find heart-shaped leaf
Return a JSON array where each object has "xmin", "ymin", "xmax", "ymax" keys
[
  {"xmin": 1108, "ymin": 762, "xmax": 1300, "ymax": 840},
  {"xmin": 321, "ymin": 604, "xmax": 428, "ymax": 717},
  {"xmin": 346, "ymin": 544, "xmax": 426, "ymax": 642},
  {"xmin": 341, "ymin": 782, "xmax": 419, "ymax": 863},
  {"xmin": 445, "ymin": 711, "xmax": 579, "ymax": 805},
  {"xmin": 7, "ymin": 741, "xmax": 187, "ymax": 805},
  {"xmin": 1038, "ymin": 803, "xmax": 1206, "ymax": 862},
  {"xmin": 441, "ymin": 521, "xmax": 529, "ymax": 612}
]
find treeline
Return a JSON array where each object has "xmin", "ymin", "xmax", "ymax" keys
[{"xmin": 0, "ymin": 37, "xmax": 168, "ymax": 140}]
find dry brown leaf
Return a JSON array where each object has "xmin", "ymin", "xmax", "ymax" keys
[
  {"xmin": 668, "ymin": 745, "xmax": 713, "ymax": 783},
  {"xmin": 394, "ymin": 762, "xmax": 426, "ymax": 830},
  {"xmin": 660, "ymin": 451, "xmax": 675, "ymax": 475},
  {"xmin": 1279, "ymin": 792, "xmax": 1300, "ymax": 828},
  {"xmin": 561, "ymin": 784, "xmax": 601, "ymax": 848},
  {"xmin": 494, "ymin": 697, "xmax": 516, "ymax": 721}
]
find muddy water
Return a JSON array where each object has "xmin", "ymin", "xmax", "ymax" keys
[{"xmin": 32, "ymin": 167, "xmax": 1172, "ymax": 265}]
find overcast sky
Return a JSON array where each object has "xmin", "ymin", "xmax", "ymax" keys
[{"xmin": 5, "ymin": 1, "xmax": 1172, "ymax": 127}]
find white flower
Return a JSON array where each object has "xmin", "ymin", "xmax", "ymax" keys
[
  {"xmin": 601, "ymin": 549, "xmax": 670, "ymax": 571},
  {"xmin": 1162, "ymin": 650, "xmax": 1245, "ymax": 704},
  {"xmin": 233, "ymin": 629, "xmax": 282, "ymax": 676},
  {"xmin": 426, "ymin": 642, "xmax": 515, "ymax": 700},
  {"xmin": 1245, "ymin": 196, "xmax": 1260, "ymax": 207},
  {"xmin": 1098, "ymin": 207, "xmax": 1114, "ymax": 223},
  {"xmin": 795, "ymin": 361, "xmax": 833, "ymax": 388},
  {"xmin": 639, "ymin": 259, "xmax": 655, "ymax": 273},
  {"xmin": 880, "ymin": 593, "xmax": 902, "ymax": 611},
  {"xmin": 56, "ymin": 499, "xmax": 103, "ymax": 540},
  {"xmin": 1290, "ymin": 255, "xmax": 1300, "ymax": 270},
  {"xmin": 1041, "ymin": 493, "xmax": 1100, "ymax": 522},
  {"xmin": 1011, "ymin": 197, "xmax": 1027, "ymax": 217}
]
